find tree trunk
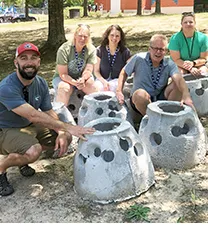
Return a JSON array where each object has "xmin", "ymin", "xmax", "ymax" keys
[
  {"xmin": 155, "ymin": 0, "xmax": 161, "ymax": 14},
  {"xmin": 41, "ymin": 0, "xmax": 66, "ymax": 60},
  {"xmin": 136, "ymin": 0, "xmax": 142, "ymax": 16},
  {"xmin": 83, "ymin": 0, "xmax": 88, "ymax": 17},
  {"xmin": 25, "ymin": 0, "xmax": 29, "ymax": 18}
]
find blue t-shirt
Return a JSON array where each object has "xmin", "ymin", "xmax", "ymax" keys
[
  {"xmin": 124, "ymin": 52, "xmax": 179, "ymax": 97},
  {"xmin": 0, "ymin": 72, "xmax": 52, "ymax": 128}
]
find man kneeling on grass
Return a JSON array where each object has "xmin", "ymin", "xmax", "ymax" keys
[{"xmin": 0, "ymin": 42, "xmax": 95, "ymax": 196}]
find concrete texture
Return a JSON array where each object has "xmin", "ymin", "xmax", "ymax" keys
[
  {"xmin": 78, "ymin": 91, "xmax": 133, "ymax": 126},
  {"xmin": 74, "ymin": 117, "xmax": 155, "ymax": 204},
  {"xmin": 184, "ymin": 75, "xmax": 208, "ymax": 117},
  {"xmin": 139, "ymin": 101, "xmax": 207, "ymax": 170}
]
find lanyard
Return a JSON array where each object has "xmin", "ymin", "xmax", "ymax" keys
[
  {"xmin": 107, "ymin": 46, "xmax": 119, "ymax": 78},
  {"xmin": 74, "ymin": 46, "xmax": 85, "ymax": 72},
  {"xmin": 182, "ymin": 32, "xmax": 195, "ymax": 59},
  {"xmin": 149, "ymin": 58, "xmax": 163, "ymax": 90}
]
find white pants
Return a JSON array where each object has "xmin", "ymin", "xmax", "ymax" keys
[{"xmin": 95, "ymin": 78, "xmax": 118, "ymax": 93}]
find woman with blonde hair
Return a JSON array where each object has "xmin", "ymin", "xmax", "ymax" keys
[
  {"xmin": 168, "ymin": 12, "xmax": 208, "ymax": 77},
  {"xmin": 52, "ymin": 24, "xmax": 98, "ymax": 106}
]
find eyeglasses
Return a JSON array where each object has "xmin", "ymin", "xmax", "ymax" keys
[
  {"xmin": 22, "ymin": 86, "xmax": 29, "ymax": 102},
  {"xmin": 182, "ymin": 12, "xmax": 194, "ymax": 16},
  {"xmin": 150, "ymin": 46, "xmax": 166, "ymax": 53}
]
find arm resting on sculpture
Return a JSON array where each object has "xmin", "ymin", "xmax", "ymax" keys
[
  {"xmin": 12, "ymin": 104, "xmax": 95, "ymax": 140},
  {"xmin": 116, "ymin": 68, "xmax": 128, "ymax": 105},
  {"xmin": 171, "ymin": 73, "xmax": 195, "ymax": 110}
]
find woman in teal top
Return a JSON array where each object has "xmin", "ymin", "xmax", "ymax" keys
[{"xmin": 168, "ymin": 12, "xmax": 208, "ymax": 77}]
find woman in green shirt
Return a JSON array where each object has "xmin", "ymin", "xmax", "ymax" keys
[
  {"xmin": 168, "ymin": 12, "xmax": 208, "ymax": 77},
  {"xmin": 52, "ymin": 24, "xmax": 98, "ymax": 106}
]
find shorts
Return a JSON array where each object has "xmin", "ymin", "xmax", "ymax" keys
[
  {"xmin": 130, "ymin": 97, "xmax": 143, "ymax": 115},
  {"xmin": 0, "ymin": 124, "xmax": 57, "ymax": 155},
  {"xmin": 130, "ymin": 87, "xmax": 167, "ymax": 114},
  {"xmin": 150, "ymin": 87, "xmax": 166, "ymax": 102},
  {"xmin": 52, "ymin": 76, "xmax": 66, "ymax": 91},
  {"xmin": 52, "ymin": 76, "xmax": 95, "ymax": 92}
]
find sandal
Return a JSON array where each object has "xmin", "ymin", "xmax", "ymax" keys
[{"xmin": 19, "ymin": 165, "xmax": 35, "ymax": 177}]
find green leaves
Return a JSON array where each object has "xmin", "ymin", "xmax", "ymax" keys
[{"xmin": 124, "ymin": 204, "xmax": 151, "ymax": 222}]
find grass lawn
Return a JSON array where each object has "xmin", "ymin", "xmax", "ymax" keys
[
  {"xmin": 0, "ymin": 12, "xmax": 208, "ymax": 223},
  {"xmin": 0, "ymin": 12, "xmax": 208, "ymax": 88}
]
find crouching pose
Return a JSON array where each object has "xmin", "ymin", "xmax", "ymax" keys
[
  {"xmin": 116, "ymin": 34, "xmax": 195, "ymax": 117},
  {"xmin": 0, "ymin": 42, "xmax": 95, "ymax": 196}
]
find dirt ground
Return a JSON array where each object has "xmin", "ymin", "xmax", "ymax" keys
[
  {"xmin": 0, "ymin": 14, "xmax": 208, "ymax": 223},
  {"xmin": 0, "ymin": 116, "xmax": 208, "ymax": 223}
]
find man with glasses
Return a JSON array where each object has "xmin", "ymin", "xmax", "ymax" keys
[
  {"xmin": 116, "ymin": 34, "xmax": 194, "ymax": 118},
  {"xmin": 0, "ymin": 42, "xmax": 95, "ymax": 196}
]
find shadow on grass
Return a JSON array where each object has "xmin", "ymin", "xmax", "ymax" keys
[{"xmin": 0, "ymin": 28, "xmax": 176, "ymax": 86}]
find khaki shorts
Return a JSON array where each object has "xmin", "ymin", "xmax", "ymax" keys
[{"xmin": 0, "ymin": 124, "xmax": 57, "ymax": 155}]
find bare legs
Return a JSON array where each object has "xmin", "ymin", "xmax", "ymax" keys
[
  {"xmin": 55, "ymin": 81, "xmax": 74, "ymax": 107},
  {"xmin": 0, "ymin": 144, "xmax": 42, "ymax": 174},
  {"xmin": 55, "ymin": 78, "xmax": 98, "ymax": 107},
  {"xmin": 132, "ymin": 89, "xmax": 151, "ymax": 116},
  {"xmin": 132, "ymin": 82, "xmax": 182, "ymax": 115}
]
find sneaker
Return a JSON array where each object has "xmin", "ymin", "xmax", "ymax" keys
[{"xmin": 0, "ymin": 172, "xmax": 14, "ymax": 196}]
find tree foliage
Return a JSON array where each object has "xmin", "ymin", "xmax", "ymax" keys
[
  {"xmin": 2, "ymin": 0, "xmax": 94, "ymax": 8},
  {"xmin": 2, "ymin": 0, "xmax": 45, "ymax": 7},
  {"xmin": 64, "ymin": 0, "xmax": 93, "ymax": 7}
]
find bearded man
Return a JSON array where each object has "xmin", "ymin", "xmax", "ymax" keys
[{"xmin": 0, "ymin": 42, "xmax": 95, "ymax": 196}]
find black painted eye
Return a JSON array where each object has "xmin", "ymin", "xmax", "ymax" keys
[
  {"xmin": 95, "ymin": 107, "xmax": 103, "ymax": 115},
  {"xmin": 108, "ymin": 111, "xmax": 116, "ymax": 117},
  {"xmin": 119, "ymin": 138, "xmax": 129, "ymax": 151},
  {"xmin": 102, "ymin": 150, "xmax": 114, "ymax": 162},
  {"xmin": 94, "ymin": 147, "xmax": 101, "ymax": 157},
  {"xmin": 134, "ymin": 146, "xmax": 138, "ymax": 156},
  {"xmin": 171, "ymin": 123, "xmax": 189, "ymax": 137},
  {"xmin": 195, "ymin": 88, "xmax": 204, "ymax": 96},
  {"xmin": 108, "ymin": 100, "xmax": 121, "ymax": 111}
]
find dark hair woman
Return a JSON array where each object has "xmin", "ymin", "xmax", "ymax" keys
[{"xmin": 94, "ymin": 24, "xmax": 131, "ymax": 92}]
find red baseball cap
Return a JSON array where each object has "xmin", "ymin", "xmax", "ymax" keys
[{"xmin": 15, "ymin": 42, "xmax": 40, "ymax": 57}]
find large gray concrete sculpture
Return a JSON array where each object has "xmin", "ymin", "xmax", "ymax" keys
[
  {"xmin": 74, "ymin": 117, "xmax": 155, "ymax": 204},
  {"xmin": 139, "ymin": 101, "xmax": 207, "ymax": 170},
  {"xmin": 67, "ymin": 89, "xmax": 85, "ymax": 123},
  {"xmin": 184, "ymin": 74, "xmax": 208, "ymax": 116},
  {"xmin": 78, "ymin": 91, "xmax": 133, "ymax": 126},
  {"xmin": 49, "ymin": 87, "xmax": 85, "ymax": 123},
  {"xmin": 52, "ymin": 102, "xmax": 78, "ymax": 156}
]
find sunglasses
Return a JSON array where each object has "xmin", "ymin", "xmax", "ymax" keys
[
  {"xmin": 182, "ymin": 12, "xmax": 194, "ymax": 16},
  {"xmin": 78, "ymin": 24, "xmax": 90, "ymax": 29}
]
